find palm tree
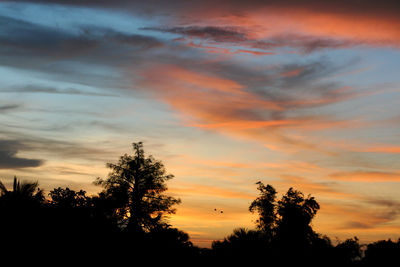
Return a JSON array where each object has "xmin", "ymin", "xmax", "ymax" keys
[
  {"xmin": 0, "ymin": 176, "xmax": 46, "ymax": 252},
  {"xmin": 0, "ymin": 176, "xmax": 44, "ymax": 206}
]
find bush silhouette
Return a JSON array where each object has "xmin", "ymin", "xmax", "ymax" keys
[
  {"xmin": 0, "ymin": 144, "xmax": 398, "ymax": 265},
  {"xmin": 213, "ymin": 182, "xmax": 363, "ymax": 266},
  {"xmin": 362, "ymin": 239, "xmax": 400, "ymax": 266}
]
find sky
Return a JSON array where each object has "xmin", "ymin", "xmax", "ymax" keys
[{"xmin": 0, "ymin": 0, "xmax": 400, "ymax": 247}]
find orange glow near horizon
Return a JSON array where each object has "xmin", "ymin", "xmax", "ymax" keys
[{"xmin": 0, "ymin": 0, "xmax": 399, "ymax": 248}]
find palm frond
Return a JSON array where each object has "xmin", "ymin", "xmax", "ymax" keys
[
  {"xmin": 21, "ymin": 181, "xmax": 39, "ymax": 196},
  {"xmin": 0, "ymin": 180, "xmax": 8, "ymax": 195}
]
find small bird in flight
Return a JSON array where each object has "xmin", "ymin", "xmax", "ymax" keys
[{"xmin": 214, "ymin": 208, "xmax": 223, "ymax": 214}]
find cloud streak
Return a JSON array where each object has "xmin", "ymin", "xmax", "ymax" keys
[
  {"xmin": 136, "ymin": 58, "xmax": 372, "ymax": 154},
  {"xmin": 146, "ymin": 26, "xmax": 362, "ymax": 54},
  {"xmin": 329, "ymin": 171, "xmax": 400, "ymax": 182},
  {"xmin": 0, "ymin": 104, "xmax": 21, "ymax": 112},
  {"xmin": 0, "ymin": 140, "xmax": 44, "ymax": 169},
  {"xmin": 0, "ymin": 85, "xmax": 119, "ymax": 97},
  {"xmin": 0, "ymin": 0, "xmax": 399, "ymax": 247},
  {"xmin": 5, "ymin": 0, "xmax": 400, "ymax": 55}
]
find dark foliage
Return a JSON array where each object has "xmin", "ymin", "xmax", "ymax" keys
[
  {"xmin": 362, "ymin": 239, "xmax": 400, "ymax": 266},
  {"xmin": 249, "ymin": 182, "xmax": 277, "ymax": 238},
  {"xmin": 94, "ymin": 142, "xmax": 181, "ymax": 232},
  {"xmin": 0, "ymin": 144, "xmax": 398, "ymax": 265}
]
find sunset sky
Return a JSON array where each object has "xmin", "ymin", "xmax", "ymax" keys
[{"xmin": 1, "ymin": 0, "xmax": 400, "ymax": 247}]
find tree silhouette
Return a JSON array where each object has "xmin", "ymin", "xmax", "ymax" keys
[
  {"xmin": 248, "ymin": 182, "xmax": 320, "ymax": 246},
  {"xmin": 334, "ymin": 237, "xmax": 361, "ymax": 265},
  {"xmin": 249, "ymin": 181, "xmax": 277, "ymax": 239},
  {"xmin": 0, "ymin": 176, "xmax": 46, "ymax": 252},
  {"xmin": 211, "ymin": 227, "xmax": 267, "ymax": 263},
  {"xmin": 275, "ymin": 187, "xmax": 320, "ymax": 246},
  {"xmin": 0, "ymin": 176, "xmax": 45, "ymax": 223},
  {"xmin": 49, "ymin": 187, "xmax": 89, "ymax": 208},
  {"xmin": 0, "ymin": 176, "xmax": 44, "ymax": 203},
  {"xmin": 95, "ymin": 142, "xmax": 181, "ymax": 232},
  {"xmin": 362, "ymin": 239, "xmax": 400, "ymax": 266},
  {"xmin": 0, "ymin": 155, "xmax": 399, "ymax": 265},
  {"xmin": 215, "ymin": 183, "xmax": 326, "ymax": 264},
  {"xmin": 46, "ymin": 186, "xmax": 120, "ymax": 256}
]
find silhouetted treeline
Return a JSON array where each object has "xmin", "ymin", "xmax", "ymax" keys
[{"xmin": 0, "ymin": 142, "xmax": 399, "ymax": 265}]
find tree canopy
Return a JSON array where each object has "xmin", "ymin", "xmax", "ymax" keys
[
  {"xmin": 249, "ymin": 181, "xmax": 277, "ymax": 237},
  {"xmin": 0, "ymin": 143, "xmax": 398, "ymax": 265},
  {"xmin": 95, "ymin": 142, "xmax": 181, "ymax": 232},
  {"xmin": 249, "ymin": 181, "xmax": 320, "ymax": 245},
  {"xmin": 0, "ymin": 176, "xmax": 44, "ymax": 204}
]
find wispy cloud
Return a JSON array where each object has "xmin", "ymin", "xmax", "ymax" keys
[
  {"xmin": 329, "ymin": 171, "xmax": 400, "ymax": 182},
  {"xmin": 0, "ymin": 140, "xmax": 44, "ymax": 169},
  {"xmin": 145, "ymin": 26, "xmax": 363, "ymax": 54},
  {"xmin": 136, "ymin": 58, "xmax": 371, "ymax": 154},
  {"xmin": 0, "ymin": 0, "xmax": 399, "ymax": 247},
  {"xmin": 6, "ymin": 1, "xmax": 400, "ymax": 48},
  {"xmin": 0, "ymin": 104, "xmax": 21, "ymax": 112},
  {"xmin": 1, "ymin": 85, "xmax": 119, "ymax": 97}
]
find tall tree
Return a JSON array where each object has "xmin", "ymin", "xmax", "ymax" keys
[
  {"xmin": 276, "ymin": 187, "xmax": 320, "ymax": 247},
  {"xmin": 95, "ymin": 142, "xmax": 181, "ymax": 232},
  {"xmin": 249, "ymin": 181, "xmax": 277, "ymax": 238},
  {"xmin": 249, "ymin": 183, "xmax": 321, "ymax": 247}
]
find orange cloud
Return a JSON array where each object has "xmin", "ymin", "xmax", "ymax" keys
[
  {"xmin": 236, "ymin": 49, "xmax": 275, "ymax": 56},
  {"xmin": 137, "ymin": 63, "xmax": 369, "ymax": 154},
  {"xmin": 171, "ymin": 2, "xmax": 400, "ymax": 55},
  {"xmin": 335, "ymin": 141, "xmax": 400, "ymax": 154},
  {"xmin": 294, "ymin": 11, "xmax": 400, "ymax": 46},
  {"xmin": 261, "ymin": 161, "xmax": 329, "ymax": 173},
  {"xmin": 170, "ymin": 154, "xmax": 252, "ymax": 169},
  {"xmin": 170, "ymin": 182, "xmax": 254, "ymax": 200},
  {"xmin": 362, "ymin": 146, "xmax": 400, "ymax": 154},
  {"xmin": 277, "ymin": 174, "xmax": 359, "ymax": 200},
  {"xmin": 319, "ymin": 200, "xmax": 400, "ymax": 232},
  {"xmin": 329, "ymin": 171, "xmax": 400, "ymax": 182},
  {"xmin": 139, "ymin": 64, "xmax": 284, "ymax": 122},
  {"xmin": 161, "ymin": 64, "xmax": 244, "ymax": 95},
  {"xmin": 280, "ymin": 68, "xmax": 304, "ymax": 77},
  {"xmin": 190, "ymin": 119, "xmax": 298, "ymax": 130},
  {"xmin": 185, "ymin": 41, "xmax": 275, "ymax": 56}
]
